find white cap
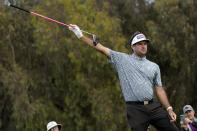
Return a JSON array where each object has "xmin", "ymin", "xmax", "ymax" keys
[
  {"xmin": 47, "ymin": 121, "xmax": 61, "ymax": 131},
  {"xmin": 183, "ymin": 105, "xmax": 194, "ymax": 113},
  {"xmin": 131, "ymin": 33, "xmax": 149, "ymax": 45}
]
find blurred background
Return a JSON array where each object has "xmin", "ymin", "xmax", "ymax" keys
[{"xmin": 0, "ymin": 0, "xmax": 196, "ymax": 130}]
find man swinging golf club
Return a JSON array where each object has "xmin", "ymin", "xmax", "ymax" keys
[{"xmin": 69, "ymin": 24, "xmax": 178, "ymax": 131}]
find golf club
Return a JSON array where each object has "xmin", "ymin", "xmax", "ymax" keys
[{"xmin": 4, "ymin": 0, "xmax": 99, "ymax": 45}]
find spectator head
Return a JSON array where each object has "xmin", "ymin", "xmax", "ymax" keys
[
  {"xmin": 47, "ymin": 121, "xmax": 61, "ymax": 131},
  {"xmin": 183, "ymin": 105, "xmax": 195, "ymax": 120}
]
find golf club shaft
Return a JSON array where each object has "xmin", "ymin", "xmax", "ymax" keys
[
  {"xmin": 9, "ymin": 4, "xmax": 94, "ymax": 33},
  {"xmin": 30, "ymin": 11, "xmax": 72, "ymax": 28},
  {"xmin": 10, "ymin": 4, "xmax": 73, "ymax": 29},
  {"xmin": 10, "ymin": 4, "xmax": 30, "ymax": 13}
]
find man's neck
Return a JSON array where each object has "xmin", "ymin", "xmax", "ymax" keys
[{"xmin": 134, "ymin": 52, "xmax": 146, "ymax": 58}]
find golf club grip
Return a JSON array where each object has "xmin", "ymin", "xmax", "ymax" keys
[{"xmin": 10, "ymin": 4, "xmax": 30, "ymax": 13}]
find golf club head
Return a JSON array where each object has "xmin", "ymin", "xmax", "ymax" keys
[
  {"xmin": 92, "ymin": 34, "xmax": 99, "ymax": 46},
  {"xmin": 4, "ymin": 0, "xmax": 11, "ymax": 6}
]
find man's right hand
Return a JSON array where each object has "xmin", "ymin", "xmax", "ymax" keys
[
  {"xmin": 69, "ymin": 24, "xmax": 110, "ymax": 57},
  {"xmin": 69, "ymin": 24, "xmax": 83, "ymax": 39}
]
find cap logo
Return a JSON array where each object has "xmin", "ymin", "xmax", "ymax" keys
[{"xmin": 136, "ymin": 34, "xmax": 145, "ymax": 39}]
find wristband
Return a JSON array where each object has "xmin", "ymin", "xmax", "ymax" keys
[{"xmin": 166, "ymin": 106, "xmax": 173, "ymax": 111}]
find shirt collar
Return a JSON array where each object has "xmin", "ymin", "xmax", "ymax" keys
[{"xmin": 131, "ymin": 53, "xmax": 146, "ymax": 61}]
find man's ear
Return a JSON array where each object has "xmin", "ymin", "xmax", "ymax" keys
[{"xmin": 131, "ymin": 45, "xmax": 135, "ymax": 51}]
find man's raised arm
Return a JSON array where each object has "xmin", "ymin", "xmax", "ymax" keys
[{"xmin": 69, "ymin": 24, "xmax": 110, "ymax": 57}]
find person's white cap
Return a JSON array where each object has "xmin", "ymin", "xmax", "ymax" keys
[
  {"xmin": 183, "ymin": 105, "xmax": 194, "ymax": 113},
  {"xmin": 131, "ymin": 33, "xmax": 150, "ymax": 45},
  {"xmin": 47, "ymin": 121, "xmax": 61, "ymax": 131}
]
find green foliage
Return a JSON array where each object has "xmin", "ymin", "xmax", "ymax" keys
[{"xmin": 0, "ymin": 0, "xmax": 197, "ymax": 130}]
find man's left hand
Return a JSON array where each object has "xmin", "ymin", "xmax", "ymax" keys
[{"xmin": 168, "ymin": 109, "xmax": 177, "ymax": 122}]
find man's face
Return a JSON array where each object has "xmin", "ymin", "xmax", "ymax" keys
[
  {"xmin": 50, "ymin": 126, "xmax": 59, "ymax": 131},
  {"xmin": 185, "ymin": 110, "xmax": 195, "ymax": 120},
  {"xmin": 131, "ymin": 41, "xmax": 147, "ymax": 57}
]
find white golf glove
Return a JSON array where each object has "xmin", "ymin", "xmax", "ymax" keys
[{"xmin": 69, "ymin": 24, "xmax": 83, "ymax": 39}]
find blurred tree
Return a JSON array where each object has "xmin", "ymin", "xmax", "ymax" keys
[{"xmin": 0, "ymin": 0, "xmax": 196, "ymax": 130}]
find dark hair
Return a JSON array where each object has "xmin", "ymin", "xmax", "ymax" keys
[
  {"xmin": 129, "ymin": 31, "xmax": 142, "ymax": 45},
  {"xmin": 125, "ymin": 31, "xmax": 142, "ymax": 52}
]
